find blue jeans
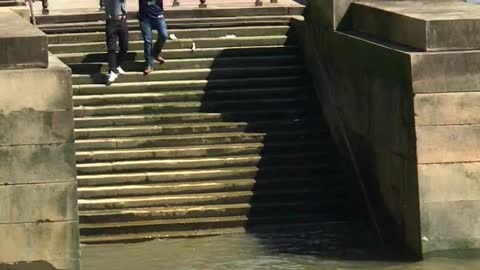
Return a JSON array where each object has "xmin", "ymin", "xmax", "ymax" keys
[{"xmin": 140, "ymin": 16, "xmax": 169, "ymax": 68}]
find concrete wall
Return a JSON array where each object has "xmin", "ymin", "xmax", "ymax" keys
[
  {"xmin": 0, "ymin": 8, "xmax": 79, "ymax": 270},
  {"xmin": 299, "ymin": 0, "xmax": 480, "ymax": 258}
]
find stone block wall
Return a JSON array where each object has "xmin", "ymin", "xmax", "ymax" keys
[
  {"xmin": 299, "ymin": 0, "xmax": 480, "ymax": 258},
  {"xmin": 0, "ymin": 8, "xmax": 79, "ymax": 270}
]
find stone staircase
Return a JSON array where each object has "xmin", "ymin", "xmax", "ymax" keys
[{"xmin": 37, "ymin": 8, "xmax": 367, "ymax": 244}]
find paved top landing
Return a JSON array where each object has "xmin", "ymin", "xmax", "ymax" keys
[
  {"xmin": 353, "ymin": 1, "xmax": 480, "ymax": 51},
  {"xmin": 35, "ymin": 0, "xmax": 304, "ymax": 15},
  {"xmin": 357, "ymin": 1, "xmax": 480, "ymax": 21}
]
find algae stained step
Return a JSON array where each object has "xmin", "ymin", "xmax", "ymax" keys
[{"xmin": 43, "ymin": 11, "xmax": 366, "ymax": 243}]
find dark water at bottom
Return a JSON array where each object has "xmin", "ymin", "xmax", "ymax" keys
[{"xmin": 81, "ymin": 229, "xmax": 480, "ymax": 270}]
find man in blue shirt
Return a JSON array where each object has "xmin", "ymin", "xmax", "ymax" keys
[{"xmin": 138, "ymin": 0, "xmax": 169, "ymax": 75}]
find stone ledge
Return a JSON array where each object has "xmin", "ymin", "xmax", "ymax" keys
[
  {"xmin": 352, "ymin": 1, "xmax": 480, "ymax": 51},
  {"xmin": 0, "ymin": 9, "xmax": 48, "ymax": 69}
]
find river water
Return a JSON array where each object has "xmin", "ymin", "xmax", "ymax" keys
[{"xmin": 81, "ymin": 225, "xmax": 480, "ymax": 270}]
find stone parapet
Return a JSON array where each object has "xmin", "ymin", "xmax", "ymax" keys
[
  {"xmin": 0, "ymin": 9, "xmax": 48, "ymax": 69},
  {"xmin": 0, "ymin": 53, "xmax": 79, "ymax": 269},
  {"xmin": 299, "ymin": 0, "xmax": 480, "ymax": 258}
]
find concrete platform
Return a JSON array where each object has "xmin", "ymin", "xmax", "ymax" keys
[{"xmin": 352, "ymin": 1, "xmax": 480, "ymax": 51}]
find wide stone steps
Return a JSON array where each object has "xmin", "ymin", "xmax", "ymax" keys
[
  {"xmin": 49, "ymin": 35, "xmax": 290, "ymax": 54},
  {"xmin": 48, "ymin": 26, "xmax": 291, "ymax": 44},
  {"xmin": 58, "ymin": 45, "xmax": 298, "ymax": 64},
  {"xmin": 76, "ymin": 165, "xmax": 331, "ymax": 187},
  {"xmin": 73, "ymin": 86, "xmax": 304, "ymax": 106},
  {"xmin": 42, "ymin": 11, "xmax": 367, "ymax": 243},
  {"xmin": 69, "ymin": 55, "xmax": 300, "ymax": 74},
  {"xmin": 73, "ymin": 110, "xmax": 304, "ymax": 128},
  {"xmin": 72, "ymin": 76, "xmax": 305, "ymax": 95},
  {"xmin": 39, "ymin": 16, "xmax": 295, "ymax": 34}
]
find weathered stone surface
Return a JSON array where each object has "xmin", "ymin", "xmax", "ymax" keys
[
  {"xmin": 352, "ymin": 1, "xmax": 480, "ymax": 51},
  {"xmin": 0, "ymin": 221, "xmax": 80, "ymax": 270},
  {"xmin": 0, "ymin": 182, "xmax": 77, "ymax": 223},
  {"xmin": 416, "ymin": 125, "xmax": 480, "ymax": 164},
  {"xmin": 0, "ymin": 143, "xmax": 76, "ymax": 184},
  {"xmin": 418, "ymin": 163, "xmax": 480, "ymax": 203},
  {"xmin": 0, "ymin": 110, "xmax": 74, "ymax": 146},
  {"xmin": 0, "ymin": 55, "xmax": 72, "ymax": 114},
  {"xmin": 0, "ymin": 9, "xmax": 48, "ymax": 69},
  {"xmin": 306, "ymin": 0, "xmax": 352, "ymax": 30},
  {"xmin": 420, "ymin": 200, "xmax": 480, "ymax": 253},
  {"xmin": 411, "ymin": 51, "xmax": 480, "ymax": 94},
  {"xmin": 415, "ymin": 92, "xmax": 480, "ymax": 126}
]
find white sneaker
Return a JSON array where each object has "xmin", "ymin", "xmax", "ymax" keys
[
  {"xmin": 117, "ymin": 66, "xmax": 126, "ymax": 75},
  {"xmin": 107, "ymin": 71, "xmax": 118, "ymax": 84}
]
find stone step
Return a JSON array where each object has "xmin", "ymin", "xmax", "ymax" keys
[
  {"xmin": 39, "ymin": 16, "xmax": 294, "ymax": 34},
  {"xmin": 74, "ymin": 122, "xmax": 249, "ymax": 139},
  {"xmin": 79, "ymin": 214, "xmax": 339, "ymax": 236},
  {"xmin": 49, "ymin": 35, "xmax": 289, "ymax": 54},
  {"xmin": 49, "ymin": 26, "xmax": 291, "ymax": 44},
  {"xmin": 78, "ymin": 188, "xmax": 334, "ymax": 211},
  {"xmin": 72, "ymin": 76, "xmax": 305, "ymax": 95},
  {"xmin": 79, "ymin": 201, "xmax": 350, "ymax": 223},
  {"xmin": 75, "ymin": 132, "xmax": 265, "ymax": 151},
  {"xmin": 78, "ymin": 177, "xmax": 339, "ymax": 199},
  {"xmin": 74, "ymin": 98, "xmax": 306, "ymax": 117},
  {"xmin": 351, "ymin": 1, "xmax": 480, "ymax": 51},
  {"xmin": 74, "ymin": 120, "xmax": 320, "ymax": 139},
  {"xmin": 80, "ymin": 226, "xmax": 247, "ymax": 244},
  {"xmin": 78, "ymin": 180, "xmax": 256, "ymax": 199},
  {"xmin": 71, "ymin": 65, "xmax": 304, "ymax": 85},
  {"xmin": 77, "ymin": 164, "xmax": 331, "ymax": 186},
  {"xmin": 75, "ymin": 130, "xmax": 320, "ymax": 151},
  {"xmin": 75, "ymin": 141, "xmax": 327, "ymax": 163},
  {"xmin": 58, "ymin": 45, "xmax": 298, "ymax": 64},
  {"xmin": 77, "ymin": 143, "xmax": 263, "ymax": 163},
  {"xmin": 73, "ymin": 110, "xmax": 303, "ymax": 128},
  {"xmin": 73, "ymin": 86, "xmax": 304, "ymax": 106},
  {"xmin": 76, "ymin": 153, "xmax": 327, "ymax": 175},
  {"xmin": 35, "ymin": 7, "xmax": 303, "ymax": 24},
  {"xmin": 69, "ymin": 55, "xmax": 300, "ymax": 74}
]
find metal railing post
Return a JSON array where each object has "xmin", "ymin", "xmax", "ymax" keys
[
  {"xmin": 199, "ymin": 0, "xmax": 207, "ymax": 8},
  {"xmin": 99, "ymin": 0, "xmax": 105, "ymax": 11},
  {"xmin": 173, "ymin": 0, "xmax": 180, "ymax": 6}
]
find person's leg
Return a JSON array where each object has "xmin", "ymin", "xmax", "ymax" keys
[
  {"xmin": 140, "ymin": 18, "xmax": 154, "ymax": 69},
  {"xmin": 105, "ymin": 20, "xmax": 118, "ymax": 73},
  {"xmin": 152, "ymin": 16, "xmax": 169, "ymax": 62},
  {"xmin": 117, "ymin": 20, "xmax": 129, "ymax": 70}
]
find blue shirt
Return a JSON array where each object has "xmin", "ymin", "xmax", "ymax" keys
[{"xmin": 139, "ymin": 0, "xmax": 164, "ymax": 19}]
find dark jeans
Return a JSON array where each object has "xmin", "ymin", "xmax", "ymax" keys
[
  {"xmin": 106, "ymin": 19, "xmax": 129, "ymax": 73},
  {"xmin": 140, "ymin": 16, "xmax": 169, "ymax": 68}
]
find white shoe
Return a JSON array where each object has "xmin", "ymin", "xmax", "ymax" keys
[
  {"xmin": 116, "ymin": 66, "xmax": 126, "ymax": 75},
  {"xmin": 107, "ymin": 71, "xmax": 118, "ymax": 84}
]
